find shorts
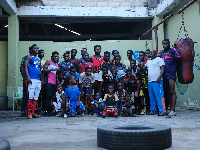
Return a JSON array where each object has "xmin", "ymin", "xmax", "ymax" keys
[
  {"xmin": 28, "ymin": 79, "xmax": 41, "ymax": 100},
  {"xmin": 102, "ymin": 108, "xmax": 118, "ymax": 116},
  {"xmin": 122, "ymin": 106, "xmax": 135, "ymax": 115},
  {"xmin": 69, "ymin": 101, "xmax": 85, "ymax": 115},
  {"xmin": 93, "ymin": 102, "xmax": 104, "ymax": 114},
  {"xmin": 82, "ymin": 87, "xmax": 91, "ymax": 94},
  {"xmin": 163, "ymin": 75, "xmax": 176, "ymax": 90},
  {"xmin": 53, "ymin": 102, "xmax": 62, "ymax": 112}
]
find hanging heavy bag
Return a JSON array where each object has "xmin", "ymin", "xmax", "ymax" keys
[{"xmin": 174, "ymin": 38, "xmax": 195, "ymax": 84}]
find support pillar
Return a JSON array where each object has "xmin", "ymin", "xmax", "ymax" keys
[
  {"xmin": 7, "ymin": 15, "xmax": 19, "ymax": 108},
  {"xmin": 152, "ymin": 17, "xmax": 164, "ymax": 51}
]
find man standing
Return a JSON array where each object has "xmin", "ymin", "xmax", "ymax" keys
[
  {"xmin": 146, "ymin": 50, "xmax": 166, "ymax": 116},
  {"xmin": 161, "ymin": 39, "xmax": 181, "ymax": 116},
  {"xmin": 89, "ymin": 45, "xmax": 104, "ymax": 93},
  {"xmin": 20, "ymin": 48, "xmax": 31, "ymax": 117},
  {"xmin": 43, "ymin": 51, "xmax": 59, "ymax": 117},
  {"xmin": 24, "ymin": 44, "xmax": 42, "ymax": 119}
]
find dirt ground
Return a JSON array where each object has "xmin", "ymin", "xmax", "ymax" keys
[{"xmin": 0, "ymin": 107, "xmax": 200, "ymax": 150}]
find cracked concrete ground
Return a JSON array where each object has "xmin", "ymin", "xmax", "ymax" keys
[{"xmin": 0, "ymin": 107, "xmax": 200, "ymax": 150}]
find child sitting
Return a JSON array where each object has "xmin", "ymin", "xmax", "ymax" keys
[
  {"xmin": 102, "ymin": 84, "xmax": 119, "ymax": 118},
  {"xmin": 65, "ymin": 75, "xmax": 86, "ymax": 117},
  {"xmin": 122, "ymin": 92, "xmax": 135, "ymax": 117},
  {"xmin": 91, "ymin": 92, "xmax": 104, "ymax": 116},
  {"xmin": 79, "ymin": 66, "xmax": 95, "ymax": 114},
  {"xmin": 50, "ymin": 83, "xmax": 67, "ymax": 118}
]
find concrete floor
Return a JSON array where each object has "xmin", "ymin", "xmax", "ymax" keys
[{"xmin": 0, "ymin": 107, "xmax": 200, "ymax": 150}]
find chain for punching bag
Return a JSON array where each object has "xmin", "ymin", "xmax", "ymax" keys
[{"xmin": 177, "ymin": 12, "xmax": 189, "ymax": 39}]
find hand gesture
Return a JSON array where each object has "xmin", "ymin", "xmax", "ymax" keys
[
  {"xmin": 156, "ymin": 77, "xmax": 161, "ymax": 83},
  {"xmin": 27, "ymin": 77, "xmax": 32, "ymax": 84},
  {"xmin": 166, "ymin": 52, "xmax": 171, "ymax": 57}
]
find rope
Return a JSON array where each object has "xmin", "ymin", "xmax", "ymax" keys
[{"xmin": 177, "ymin": 12, "xmax": 189, "ymax": 39}]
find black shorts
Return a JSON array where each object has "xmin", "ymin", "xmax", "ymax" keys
[{"xmin": 163, "ymin": 75, "xmax": 176, "ymax": 90}]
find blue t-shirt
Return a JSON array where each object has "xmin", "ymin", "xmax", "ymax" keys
[
  {"xmin": 78, "ymin": 58, "xmax": 84, "ymax": 62},
  {"xmin": 65, "ymin": 72, "xmax": 79, "ymax": 81},
  {"xmin": 28, "ymin": 54, "xmax": 41, "ymax": 80},
  {"xmin": 65, "ymin": 85, "xmax": 81, "ymax": 102},
  {"xmin": 60, "ymin": 61, "xmax": 72, "ymax": 72}
]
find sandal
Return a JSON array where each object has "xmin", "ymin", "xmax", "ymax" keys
[
  {"xmin": 158, "ymin": 113, "xmax": 165, "ymax": 116},
  {"xmin": 148, "ymin": 112, "xmax": 154, "ymax": 115},
  {"xmin": 132, "ymin": 114, "xmax": 136, "ymax": 117}
]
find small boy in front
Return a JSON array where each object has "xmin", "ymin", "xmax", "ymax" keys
[
  {"xmin": 102, "ymin": 84, "xmax": 119, "ymax": 118},
  {"xmin": 50, "ymin": 83, "xmax": 67, "ymax": 118},
  {"xmin": 79, "ymin": 66, "xmax": 95, "ymax": 114},
  {"xmin": 65, "ymin": 75, "xmax": 86, "ymax": 117},
  {"xmin": 91, "ymin": 92, "xmax": 104, "ymax": 116},
  {"xmin": 122, "ymin": 92, "xmax": 135, "ymax": 117}
]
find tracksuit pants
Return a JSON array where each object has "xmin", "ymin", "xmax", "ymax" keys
[{"xmin": 148, "ymin": 80, "xmax": 166, "ymax": 114}]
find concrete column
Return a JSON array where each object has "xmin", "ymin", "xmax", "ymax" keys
[
  {"xmin": 7, "ymin": 15, "xmax": 19, "ymax": 108},
  {"xmin": 152, "ymin": 17, "xmax": 164, "ymax": 51}
]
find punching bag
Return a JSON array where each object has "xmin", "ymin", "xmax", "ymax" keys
[{"xmin": 174, "ymin": 38, "xmax": 195, "ymax": 84}]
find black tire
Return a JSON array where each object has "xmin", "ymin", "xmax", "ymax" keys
[
  {"xmin": 97, "ymin": 124, "xmax": 172, "ymax": 150},
  {"xmin": 0, "ymin": 139, "xmax": 10, "ymax": 150}
]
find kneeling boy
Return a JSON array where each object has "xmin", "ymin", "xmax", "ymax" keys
[{"xmin": 102, "ymin": 84, "xmax": 119, "ymax": 118}]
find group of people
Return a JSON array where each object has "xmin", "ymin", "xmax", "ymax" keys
[{"xmin": 20, "ymin": 39, "xmax": 181, "ymax": 119}]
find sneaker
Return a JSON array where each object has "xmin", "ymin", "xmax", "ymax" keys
[
  {"xmin": 168, "ymin": 111, "xmax": 176, "ymax": 116},
  {"xmin": 64, "ymin": 114, "xmax": 68, "ymax": 118},
  {"xmin": 32, "ymin": 114, "xmax": 41, "ymax": 118},
  {"xmin": 43, "ymin": 111, "xmax": 48, "ymax": 117},
  {"xmin": 140, "ymin": 110, "xmax": 145, "ymax": 115},
  {"xmin": 27, "ymin": 115, "xmax": 33, "ymax": 119}
]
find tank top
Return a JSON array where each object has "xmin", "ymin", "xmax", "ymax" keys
[
  {"xmin": 93, "ymin": 55, "xmax": 103, "ymax": 73},
  {"xmin": 106, "ymin": 94, "xmax": 116, "ymax": 107},
  {"xmin": 28, "ymin": 54, "xmax": 41, "ymax": 80},
  {"xmin": 48, "ymin": 60, "xmax": 58, "ymax": 85},
  {"xmin": 81, "ymin": 62, "xmax": 92, "ymax": 73}
]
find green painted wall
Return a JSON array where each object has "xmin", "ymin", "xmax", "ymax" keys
[
  {"xmin": 162, "ymin": 1, "xmax": 200, "ymax": 106},
  {"xmin": 0, "ymin": 42, "xmax": 8, "ymax": 108}
]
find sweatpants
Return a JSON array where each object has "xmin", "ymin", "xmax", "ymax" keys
[{"xmin": 148, "ymin": 81, "xmax": 166, "ymax": 114}]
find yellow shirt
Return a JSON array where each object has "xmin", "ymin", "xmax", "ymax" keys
[{"xmin": 103, "ymin": 94, "xmax": 119, "ymax": 102}]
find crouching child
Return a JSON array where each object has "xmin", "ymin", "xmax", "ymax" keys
[
  {"xmin": 102, "ymin": 84, "xmax": 119, "ymax": 118},
  {"xmin": 65, "ymin": 75, "xmax": 86, "ymax": 117},
  {"xmin": 122, "ymin": 92, "xmax": 135, "ymax": 117},
  {"xmin": 51, "ymin": 83, "xmax": 67, "ymax": 118},
  {"xmin": 91, "ymin": 92, "xmax": 104, "ymax": 116}
]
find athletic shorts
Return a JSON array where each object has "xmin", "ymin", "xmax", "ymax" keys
[
  {"xmin": 163, "ymin": 75, "xmax": 176, "ymax": 90},
  {"xmin": 28, "ymin": 79, "xmax": 41, "ymax": 100}
]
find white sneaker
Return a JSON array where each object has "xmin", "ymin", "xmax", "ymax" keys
[
  {"xmin": 168, "ymin": 111, "xmax": 176, "ymax": 116},
  {"xmin": 64, "ymin": 114, "xmax": 68, "ymax": 118}
]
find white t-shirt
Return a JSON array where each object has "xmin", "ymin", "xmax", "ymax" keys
[
  {"xmin": 79, "ymin": 72, "xmax": 95, "ymax": 87},
  {"xmin": 56, "ymin": 91, "xmax": 64, "ymax": 103},
  {"xmin": 98, "ymin": 70, "xmax": 113, "ymax": 81},
  {"xmin": 146, "ymin": 57, "xmax": 165, "ymax": 82}
]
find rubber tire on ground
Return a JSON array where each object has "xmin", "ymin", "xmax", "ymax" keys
[
  {"xmin": 0, "ymin": 139, "xmax": 10, "ymax": 150},
  {"xmin": 97, "ymin": 124, "xmax": 172, "ymax": 150}
]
